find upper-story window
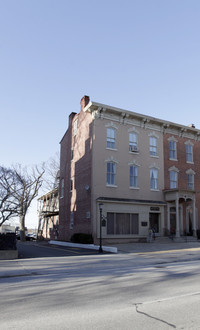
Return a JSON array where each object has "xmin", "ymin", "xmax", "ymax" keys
[
  {"xmin": 130, "ymin": 165, "xmax": 138, "ymax": 188},
  {"xmin": 187, "ymin": 173, "xmax": 194, "ymax": 190},
  {"xmin": 107, "ymin": 162, "xmax": 116, "ymax": 186},
  {"xmin": 150, "ymin": 168, "xmax": 158, "ymax": 190},
  {"xmin": 107, "ymin": 128, "xmax": 116, "ymax": 149},
  {"xmin": 186, "ymin": 143, "xmax": 193, "ymax": 163},
  {"xmin": 169, "ymin": 140, "xmax": 177, "ymax": 160},
  {"xmin": 70, "ymin": 178, "xmax": 73, "ymax": 191},
  {"xmin": 73, "ymin": 118, "xmax": 78, "ymax": 136},
  {"xmin": 170, "ymin": 170, "xmax": 178, "ymax": 189},
  {"xmin": 60, "ymin": 178, "xmax": 64, "ymax": 198},
  {"xmin": 186, "ymin": 169, "xmax": 195, "ymax": 190},
  {"xmin": 149, "ymin": 137, "xmax": 157, "ymax": 156},
  {"xmin": 129, "ymin": 133, "xmax": 138, "ymax": 152}
]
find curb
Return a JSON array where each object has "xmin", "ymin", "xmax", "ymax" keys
[{"xmin": 49, "ymin": 240, "xmax": 118, "ymax": 254}]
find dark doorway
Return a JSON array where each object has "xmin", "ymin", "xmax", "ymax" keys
[{"xmin": 149, "ymin": 213, "xmax": 159, "ymax": 234}]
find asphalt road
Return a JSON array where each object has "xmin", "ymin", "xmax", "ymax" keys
[
  {"xmin": 17, "ymin": 240, "xmax": 102, "ymax": 258},
  {"xmin": 1, "ymin": 252, "xmax": 200, "ymax": 329}
]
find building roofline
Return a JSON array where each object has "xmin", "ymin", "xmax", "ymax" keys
[{"xmin": 84, "ymin": 100, "xmax": 200, "ymax": 133}]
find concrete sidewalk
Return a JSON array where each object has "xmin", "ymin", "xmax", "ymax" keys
[
  {"xmin": 114, "ymin": 240, "xmax": 200, "ymax": 254},
  {"xmin": 1, "ymin": 239, "xmax": 200, "ymax": 279}
]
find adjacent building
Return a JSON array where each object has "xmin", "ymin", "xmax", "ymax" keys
[
  {"xmin": 59, "ymin": 96, "xmax": 200, "ymax": 244},
  {"xmin": 38, "ymin": 187, "xmax": 59, "ymax": 240}
]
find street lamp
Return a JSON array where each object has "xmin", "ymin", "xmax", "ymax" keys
[{"xmin": 99, "ymin": 203, "xmax": 103, "ymax": 253}]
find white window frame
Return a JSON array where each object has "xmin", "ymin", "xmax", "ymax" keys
[
  {"xmin": 107, "ymin": 128, "xmax": 116, "ymax": 149},
  {"xmin": 106, "ymin": 161, "xmax": 116, "ymax": 186},
  {"xmin": 170, "ymin": 170, "xmax": 178, "ymax": 189},
  {"xmin": 130, "ymin": 165, "xmax": 138, "ymax": 188},
  {"xmin": 129, "ymin": 133, "xmax": 138, "ymax": 152},
  {"xmin": 150, "ymin": 168, "xmax": 158, "ymax": 190},
  {"xmin": 73, "ymin": 119, "xmax": 78, "ymax": 136},
  {"xmin": 187, "ymin": 173, "xmax": 194, "ymax": 190},
  {"xmin": 186, "ymin": 144, "xmax": 193, "ymax": 163},
  {"xmin": 169, "ymin": 140, "xmax": 177, "ymax": 160},
  {"xmin": 149, "ymin": 137, "xmax": 158, "ymax": 157},
  {"xmin": 60, "ymin": 178, "xmax": 64, "ymax": 198}
]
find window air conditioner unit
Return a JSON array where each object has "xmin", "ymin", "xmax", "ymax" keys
[{"xmin": 130, "ymin": 145, "xmax": 138, "ymax": 152}]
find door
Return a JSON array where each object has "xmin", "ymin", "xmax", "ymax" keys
[{"xmin": 149, "ymin": 213, "xmax": 159, "ymax": 234}]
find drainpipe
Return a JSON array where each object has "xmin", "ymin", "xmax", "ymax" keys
[{"xmin": 176, "ymin": 194, "xmax": 180, "ymax": 238}]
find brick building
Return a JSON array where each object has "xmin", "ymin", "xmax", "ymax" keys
[{"xmin": 59, "ymin": 96, "xmax": 200, "ymax": 244}]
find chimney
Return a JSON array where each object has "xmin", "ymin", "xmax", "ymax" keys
[
  {"xmin": 68, "ymin": 112, "xmax": 77, "ymax": 128},
  {"xmin": 80, "ymin": 95, "xmax": 90, "ymax": 111},
  {"xmin": 188, "ymin": 124, "xmax": 195, "ymax": 128}
]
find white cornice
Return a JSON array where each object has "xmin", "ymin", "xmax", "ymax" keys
[{"xmin": 84, "ymin": 100, "xmax": 200, "ymax": 138}]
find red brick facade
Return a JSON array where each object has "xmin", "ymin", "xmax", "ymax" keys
[{"xmin": 59, "ymin": 96, "xmax": 93, "ymax": 242}]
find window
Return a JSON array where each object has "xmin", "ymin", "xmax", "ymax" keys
[
  {"xmin": 170, "ymin": 170, "xmax": 178, "ymax": 189},
  {"xmin": 187, "ymin": 173, "xmax": 194, "ymax": 190},
  {"xmin": 169, "ymin": 140, "xmax": 177, "ymax": 160},
  {"xmin": 150, "ymin": 168, "xmax": 158, "ymax": 190},
  {"xmin": 107, "ymin": 128, "xmax": 116, "ymax": 149},
  {"xmin": 70, "ymin": 179, "xmax": 73, "ymax": 191},
  {"xmin": 150, "ymin": 137, "xmax": 157, "ymax": 156},
  {"xmin": 130, "ymin": 165, "xmax": 138, "ymax": 188},
  {"xmin": 129, "ymin": 133, "xmax": 138, "ymax": 152},
  {"xmin": 107, "ymin": 213, "xmax": 139, "ymax": 235},
  {"xmin": 186, "ymin": 144, "xmax": 193, "ymax": 163},
  {"xmin": 60, "ymin": 178, "xmax": 64, "ymax": 198},
  {"xmin": 70, "ymin": 212, "xmax": 74, "ymax": 229},
  {"xmin": 73, "ymin": 119, "xmax": 78, "ymax": 136},
  {"xmin": 107, "ymin": 162, "xmax": 116, "ymax": 185}
]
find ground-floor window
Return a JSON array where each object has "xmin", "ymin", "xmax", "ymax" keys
[{"xmin": 107, "ymin": 212, "xmax": 139, "ymax": 235}]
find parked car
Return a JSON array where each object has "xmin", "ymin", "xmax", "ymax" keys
[{"xmin": 26, "ymin": 233, "xmax": 37, "ymax": 241}]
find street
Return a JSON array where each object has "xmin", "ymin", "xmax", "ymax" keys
[
  {"xmin": 17, "ymin": 240, "xmax": 102, "ymax": 258},
  {"xmin": 1, "ymin": 245, "xmax": 200, "ymax": 329}
]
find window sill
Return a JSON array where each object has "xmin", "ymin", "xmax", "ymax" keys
[
  {"xmin": 106, "ymin": 147, "xmax": 118, "ymax": 151},
  {"xmin": 129, "ymin": 151, "xmax": 139, "ymax": 155},
  {"xmin": 186, "ymin": 161, "xmax": 194, "ymax": 164},
  {"xmin": 129, "ymin": 187, "xmax": 139, "ymax": 190},
  {"xmin": 106, "ymin": 184, "xmax": 117, "ymax": 188},
  {"xmin": 169, "ymin": 158, "xmax": 178, "ymax": 161},
  {"xmin": 150, "ymin": 155, "xmax": 159, "ymax": 158}
]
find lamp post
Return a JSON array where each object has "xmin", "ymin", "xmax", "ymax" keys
[{"xmin": 99, "ymin": 203, "xmax": 103, "ymax": 253}]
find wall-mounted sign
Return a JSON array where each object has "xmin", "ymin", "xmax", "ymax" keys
[
  {"xmin": 141, "ymin": 221, "xmax": 148, "ymax": 226},
  {"xmin": 150, "ymin": 207, "xmax": 160, "ymax": 211}
]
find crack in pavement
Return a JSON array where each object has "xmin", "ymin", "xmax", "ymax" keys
[{"xmin": 135, "ymin": 303, "xmax": 176, "ymax": 328}]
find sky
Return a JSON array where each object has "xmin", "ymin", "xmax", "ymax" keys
[{"xmin": 1, "ymin": 0, "xmax": 200, "ymax": 228}]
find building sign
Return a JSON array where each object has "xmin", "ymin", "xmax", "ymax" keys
[{"xmin": 150, "ymin": 207, "xmax": 160, "ymax": 211}]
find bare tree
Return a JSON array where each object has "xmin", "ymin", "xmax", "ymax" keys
[
  {"xmin": 0, "ymin": 166, "xmax": 19, "ymax": 226},
  {"xmin": 11, "ymin": 164, "xmax": 45, "ymax": 241},
  {"xmin": 43, "ymin": 151, "xmax": 60, "ymax": 191}
]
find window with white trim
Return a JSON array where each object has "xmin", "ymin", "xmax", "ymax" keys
[
  {"xmin": 60, "ymin": 178, "xmax": 64, "ymax": 198},
  {"xmin": 170, "ymin": 170, "xmax": 178, "ymax": 189},
  {"xmin": 186, "ymin": 144, "xmax": 193, "ymax": 163},
  {"xmin": 187, "ymin": 173, "xmax": 194, "ymax": 190},
  {"xmin": 70, "ymin": 179, "xmax": 73, "ymax": 191},
  {"xmin": 130, "ymin": 165, "xmax": 138, "ymax": 188},
  {"xmin": 169, "ymin": 140, "xmax": 177, "ymax": 160},
  {"xmin": 129, "ymin": 132, "xmax": 138, "ymax": 152},
  {"xmin": 107, "ymin": 162, "xmax": 116, "ymax": 185},
  {"xmin": 150, "ymin": 137, "xmax": 157, "ymax": 156},
  {"xmin": 107, "ymin": 128, "xmax": 116, "ymax": 149},
  {"xmin": 150, "ymin": 168, "xmax": 158, "ymax": 190},
  {"xmin": 73, "ymin": 119, "xmax": 78, "ymax": 136},
  {"xmin": 107, "ymin": 212, "xmax": 139, "ymax": 235}
]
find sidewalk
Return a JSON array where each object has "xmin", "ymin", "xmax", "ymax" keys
[{"xmin": 1, "ymin": 239, "xmax": 200, "ymax": 279}]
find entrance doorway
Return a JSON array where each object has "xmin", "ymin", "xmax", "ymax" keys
[{"xmin": 149, "ymin": 213, "xmax": 159, "ymax": 234}]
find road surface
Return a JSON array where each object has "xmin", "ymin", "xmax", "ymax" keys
[{"xmin": 1, "ymin": 249, "xmax": 200, "ymax": 329}]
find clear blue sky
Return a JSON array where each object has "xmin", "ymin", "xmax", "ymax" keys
[{"xmin": 1, "ymin": 0, "xmax": 200, "ymax": 227}]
